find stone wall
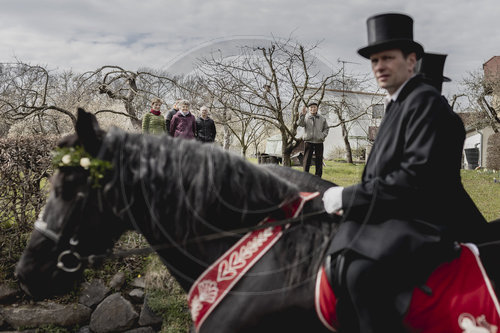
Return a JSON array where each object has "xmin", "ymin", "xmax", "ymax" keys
[{"xmin": 0, "ymin": 273, "xmax": 164, "ymax": 333}]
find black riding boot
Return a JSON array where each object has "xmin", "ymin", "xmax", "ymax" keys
[{"xmin": 332, "ymin": 254, "xmax": 406, "ymax": 333}]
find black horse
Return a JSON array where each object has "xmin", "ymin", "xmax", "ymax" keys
[
  {"xmin": 15, "ymin": 109, "xmax": 500, "ymax": 332},
  {"xmin": 15, "ymin": 109, "xmax": 339, "ymax": 333}
]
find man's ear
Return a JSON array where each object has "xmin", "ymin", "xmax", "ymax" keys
[
  {"xmin": 75, "ymin": 108, "xmax": 103, "ymax": 157},
  {"xmin": 408, "ymin": 52, "xmax": 417, "ymax": 73}
]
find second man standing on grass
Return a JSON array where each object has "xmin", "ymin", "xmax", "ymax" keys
[{"xmin": 298, "ymin": 102, "xmax": 329, "ymax": 178}]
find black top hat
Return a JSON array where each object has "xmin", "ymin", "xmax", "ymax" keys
[
  {"xmin": 415, "ymin": 52, "xmax": 451, "ymax": 93},
  {"xmin": 358, "ymin": 13, "xmax": 424, "ymax": 59},
  {"xmin": 415, "ymin": 53, "xmax": 451, "ymax": 82}
]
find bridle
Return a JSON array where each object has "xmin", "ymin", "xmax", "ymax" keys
[
  {"xmin": 34, "ymin": 184, "xmax": 329, "ymax": 273},
  {"xmin": 34, "ymin": 141, "xmax": 332, "ymax": 274},
  {"xmin": 33, "ymin": 184, "xmax": 105, "ymax": 273},
  {"xmin": 35, "ymin": 219, "xmax": 83, "ymax": 272}
]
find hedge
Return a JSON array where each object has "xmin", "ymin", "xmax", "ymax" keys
[{"xmin": 0, "ymin": 135, "xmax": 59, "ymax": 279}]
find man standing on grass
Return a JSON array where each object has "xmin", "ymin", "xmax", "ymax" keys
[
  {"xmin": 298, "ymin": 102, "xmax": 329, "ymax": 178},
  {"xmin": 322, "ymin": 13, "xmax": 487, "ymax": 333}
]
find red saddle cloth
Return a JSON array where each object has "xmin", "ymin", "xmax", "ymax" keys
[{"xmin": 315, "ymin": 244, "xmax": 500, "ymax": 332}]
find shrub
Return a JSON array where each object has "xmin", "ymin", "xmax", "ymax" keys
[
  {"xmin": 486, "ymin": 131, "xmax": 500, "ymax": 170},
  {"xmin": 0, "ymin": 135, "xmax": 58, "ymax": 280}
]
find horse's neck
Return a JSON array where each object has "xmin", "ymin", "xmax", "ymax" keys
[{"xmin": 114, "ymin": 137, "xmax": 300, "ymax": 291}]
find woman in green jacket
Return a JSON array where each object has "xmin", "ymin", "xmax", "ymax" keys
[{"xmin": 142, "ymin": 98, "xmax": 166, "ymax": 135}]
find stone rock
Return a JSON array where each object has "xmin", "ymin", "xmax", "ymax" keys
[
  {"xmin": 76, "ymin": 325, "xmax": 92, "ymax": 333},
  {"xmin": 79, "ymin": 279, "xmax": 109, "ymax": 308},
  {"xmin": 0, "ymin": 302, "xmax": 91, "ymax": 330},
  {"xmin": 138, "ymin": 296, "xmax": 163, "ymax": 327},
  {"xmin": 129, "ymin": 288, "xmax": 145, "ymax": 303},
  {"xmin": 0, "ymin": 311, "xmax": 4, "ymax": 326},
  {"xmin": 124, "ymin": 327, "xmax": 156, "ymax": 333},
  {"xmin": 109, "ymin": 271, "xmax": 126, "ymax": 290},
  {"xmin": 130, "ymin": 276, "xmax": 146, "ymax": 289},
  {"xmin": 90, "ymin": 293, "xmax": 138, "ymax": 333},
  {"xmin": 0, "ymin": 284, "xmax": 19, "ymax": 303}
]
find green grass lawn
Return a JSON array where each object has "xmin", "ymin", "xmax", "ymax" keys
[
  {"xmin": 299, "ymin": 160, "xmax": 500, "ymax": 221},
  {"xmin": 461, "ymin": 169, "xmax": 500, "ymax": 221}
]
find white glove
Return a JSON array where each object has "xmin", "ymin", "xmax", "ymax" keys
[{"xmin": 323, "ymin": 186, "xmax": 344, "ymax": 214}]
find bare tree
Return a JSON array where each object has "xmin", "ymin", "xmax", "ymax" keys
[
  {"xmin": 80, "ymin": 66, "xmax": 177, "ymax": 130},
  {"xmin": 0, "ymin": 61, "xmax": 78, "ymax": 135},
  {"xmin": 211, "ymin": 100, "xmax": 269, "ymax": 157},
  {"xmin": 458, "ymin": 69, "xmax": 500, "ymax": 133},
  {"xmin": 194, "ymin": 37, "xmax": 339, "ymax": 166},
  {"xmin": 320, "ymin": 64, "xmax": 383, "ymax": 163}
]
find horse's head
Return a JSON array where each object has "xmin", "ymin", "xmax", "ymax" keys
[{"xmin": 15, "ymin": 109, "xmax": 125, "ymax": 299}]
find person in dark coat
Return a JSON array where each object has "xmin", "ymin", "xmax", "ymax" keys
[
  {"xmin": 165, "ymin": 99, "xmax": 180, "ymax": 136},
  {"xmin": 322, "ymin": 13, "xmax": 487, "ymax": 333},
  {"xmin": 195, "ymin": 105, "xmax": 216, "ymax": 143}
]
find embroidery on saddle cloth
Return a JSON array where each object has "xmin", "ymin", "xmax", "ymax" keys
[
  {"xmin": 314, "ymin": 243, "xmax": 500, "ymax": 333},
  {"xmin": 188, "ymin": 191, "xmax": 320, "ymax": 332}
]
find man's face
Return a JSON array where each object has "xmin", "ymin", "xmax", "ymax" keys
[
  {"xmin": 180, "ymin": 104, "xmax": 189, "ymax": 113},
  {"xmin": 370, "ymin": 49, "xmax": 416, "ymax": 95},
  {"xmin": 200, "ymin": 108, "xmax": 208, "ymax": 118},
  {"xmin": 309, "ymin": 105, "xmax": 318, "ymax": 115}
]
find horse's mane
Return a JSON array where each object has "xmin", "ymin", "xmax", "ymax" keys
[
  {"xmin": 98, "ymin": 128, "xmax": 338, "ymax": 288},
  {"xmin": 101, "ymin": 128, "xmax": 301, "ymax": 243},
  {"xmin": 262, "ymin": 164, "xmax": 339, "ymax": 285}
]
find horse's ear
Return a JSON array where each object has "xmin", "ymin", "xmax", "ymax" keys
[{"xmin": 76, "ymin": 108, "xmax": 104, "ymax": 157}]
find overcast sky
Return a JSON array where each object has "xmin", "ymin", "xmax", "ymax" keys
[{"xmin": 1, "ymin": 0, "xmax": 499, "ymax": 98}]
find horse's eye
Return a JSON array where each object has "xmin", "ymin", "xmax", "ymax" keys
[{"xmin": 61, "ymin": 173, "xmax": 84, "ymax": 201}]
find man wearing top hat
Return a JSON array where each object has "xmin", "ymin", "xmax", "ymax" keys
[
  {"xmin": 415, "ymin": 52, "xmax": 451, "ymax": 93},
  {"xmin": 322, "ymin": 13, "xmax": 487, "ymax": 332}
]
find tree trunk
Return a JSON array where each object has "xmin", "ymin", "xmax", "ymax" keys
[
  {"xmin": 281, "ymin": 133, "xmax": 294, "ymax": 167},
  {"xmin": 220, "ymin": 108, "xmax": 232, "ymax": 150},
  {"xmin": 125, "ymin": 102, "xmax": 141, "ymax": 130},
  {"xmin": 125, "ymin": 75, "xmax": 141, "ymax": 131},
  {"xmin": 341, "ymin": 122, "xmax": 353, "ymax": 163}
]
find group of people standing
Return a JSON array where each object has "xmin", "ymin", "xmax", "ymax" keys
[{"xmin": 141, "ymin": 98, "xmax": 216, "ymax": 143}]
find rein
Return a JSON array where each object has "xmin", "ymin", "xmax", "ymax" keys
[
  {"xmin": 80, "ymin": 208, "xmax": 328, "ymax": 264},
  {"xmin": 34, "ymin": 183, "xmax": 327, "ymax": 271}
]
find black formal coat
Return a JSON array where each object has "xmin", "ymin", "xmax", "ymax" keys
[{"xmin": 329, "ymin": 75, "xmax": 487, "ymax": 271}]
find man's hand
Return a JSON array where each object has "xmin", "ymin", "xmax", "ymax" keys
[
  {"xmin": 323, "ymin": 186, "xmax": 344, "ymax": 214},
  {"xmin": 301, "ymin": 106, "xmax": 307, "ymax": 115}
]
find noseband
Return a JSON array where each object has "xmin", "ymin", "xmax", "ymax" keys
[
  {"xmin": 34, "ymin": 219, "xmax": 83, "ymax": 273},
  {"xmin": 33, "ymin": 188, "xmax": 106, "ymax": 273}
]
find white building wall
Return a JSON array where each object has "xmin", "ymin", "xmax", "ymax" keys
[
  {"xmin": 308, "ymin": 89, "xmax": 385, "ymax": 159},
  {"xmin": 464, "ymin": 127, "xmax": 496, "ymax": 168}
]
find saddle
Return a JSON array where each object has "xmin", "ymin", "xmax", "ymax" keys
[{"xmin": 315, "ymin": 244, "xmax": 500, "ymax": 332}]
